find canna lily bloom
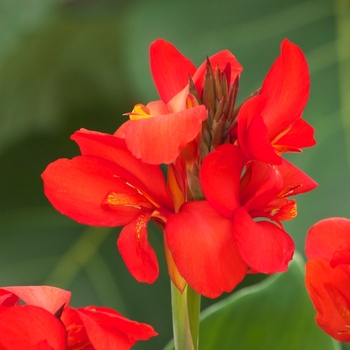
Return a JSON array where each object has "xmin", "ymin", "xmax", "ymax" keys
[
  {"xmin": 0, "ymin": 286, "xmax": 69, "ymax": 350},
  {"xmin": 199, "ymin": 144, "xmax": 317, "ymax": 274},
  {"xmin": 164, "ymin": 144, "xmax": 317, "ymax": 298},
  {"xmin": 42, "ymin": 128, "xmax": 174, "ymax": 284},
  {"xmin": 116, "ymin": 38, "xmax": 243, "ymax": 164},
  {"xmin": 0, "ymin": 285, "xmax": 157, "ymax": 350},
  {"xmin": 305, "ymin": 218, "xmax": 350, "ymax": 342},
  {"xmin": 236, "ymin": 39, "xmax": 315, "ymax": 165}
]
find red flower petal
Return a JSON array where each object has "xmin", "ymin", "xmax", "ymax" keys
[
  {"xmin": 79, "ymin": 306, "xmax": 158, "ymax": 341},
  {"xmin": 200, "ymin": 144, "xmax": 244, "ymax": 217},
  {"xmin": 261, "ymin": 39, "xmax": 310, "ymax": 140},
  {"xmin": 42, "ymin": 156, "xmax": 144, "ymax": 227},
  {"xmin": 165, "ymin": 201, "xmax": 247, "ymax": 298},
  {"xmin": 76, "ymin": 306, "xmax": 157, "ymax": 350},
  {"xmin": 240, "ymin": 161, "xmax": 283, "ymax": 212},
  {"xmin": 305, "ymin": 258, "xmax": 350, "ymax": 341},
  {"xmin": 0, "ymin": 286, "xmax": 71, "ymax": 314},
  {"xmin": 237, "ymin": 95, "xmax": 282, "ymax": 164},
  {"xmin": 277, "ymin": 158, "xmax": 318, "ymax": 196},
  {"xmin": 117, "ymin": 211, "xmax": 159, "ymax": 283},
  {"xmin": 0, "ymin": 305, "xmax": 66, "ymax": 350},
  {"xmin": 150, "ymin": 39, "xmax": 196, "ymax": 103},
  {"xmin": 72, "ymin": 129, "xmax": 172, "ymax": 208},
  {"xmin": 193, "ymin": 50, "xmax": 243, "ymax": 94},
  {"xmin": 232, "ymin": 207, "xmax": 294, "ymax": 273},
  {"xmin": 331, "ymin": 249, "xmax": 350, "ymax": 268},
  {"xmin": 274, "ymin": 118, "xmax": 316, "ymax": 150},
  {"xmin": 61, "ymin": 306, "xmax": 90, "ymax": 349},
  {"xmin": 123, "ymin": 105, "xmax": 207, "ymax": 164},
  {"xmin": 305, "ymin": 218, "xmax": 350, "ymax": 260}
]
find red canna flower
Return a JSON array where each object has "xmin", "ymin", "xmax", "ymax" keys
[
  {"xmin": 0, "ymin": 285, "xmax": 157, "ymax": 349},
  {"xmin": 165, "ymin": 144, "xmax": 317, "ymax": 297},
  {"xmin": 305, "ymin": 218, "xmax": 350, "ymax": 342},
  {"xmin": 164, "ymin": 143, "xmax": 317, "ymax": 298},
  {"xmin": 236, "ymin": 39, "xmax": 315, "ymax": 165},
  {"xmin": 42, "ymin": 128, "xmax": 174, "ymax": 284},
  {"xmin": 0, "ymin": 286, "xmax": 70, "ymax": 350},
  {"xmin": 201, "ymin": 144, "xmax": 317, "ymax": 273},
  {"xmin": 42, "ymin": 38, "xmax": 317, "ymax": 300},
  {"xmin": 116, "ymin": 38, "xmax": 242, "ymax": 164}
]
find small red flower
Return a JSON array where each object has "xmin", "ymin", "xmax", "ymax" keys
[
  {"xmin": 0, "ymin": 285, "xmax": 157, "ymax": 349},
  {"xmin": 237, "ymin": 39, "xmax": 315, "ymax": 164},
  {"xmin": 116, "ymin": 39, "xmax": 242, "ymax": 164},
  {"xmin": 305, "ymin": 218, "xmax": 350, "ymax": 341},
  {"xmin": 42, "ymin": 129, "xmax": 174, "ymax": 284}
]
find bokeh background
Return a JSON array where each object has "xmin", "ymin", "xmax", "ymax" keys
[{"xmin": 0, "ymin": 0, "xmax": 349, "ymax": 349}]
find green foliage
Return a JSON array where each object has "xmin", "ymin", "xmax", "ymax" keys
[
  {"xmin": 165, "ymin": 253, "xmax": 340, "ymax": 350},
  {"xmin": 198, "ymin": 253, "xmax": 340, "ymax": 350}
]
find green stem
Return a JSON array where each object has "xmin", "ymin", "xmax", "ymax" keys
[
  {"xmin": 187, "ymin": 285, "xmax": 201, "ymax": 349},
  {"xmin": 170, "ymin": 282, "xmax": 201, "ymax": 350}
]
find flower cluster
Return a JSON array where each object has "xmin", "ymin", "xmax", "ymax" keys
[
  {"xmin": 305, "ymin": 218, "xmax": 350, "ymax": 341},
  {"xmin": 0, "ymin": 285, "xmax": 157, "ymax": 349},
  {"xmin": 42, "ymin": 38, "xmax": 316, "ymax": 299}
]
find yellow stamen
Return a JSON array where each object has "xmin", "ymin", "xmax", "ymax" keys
[{"xmin": 124, "ymin": 104, "xmax": 152, "ymax": 120}]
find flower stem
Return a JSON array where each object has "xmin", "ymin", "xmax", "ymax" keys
[
  {"xmin": 170, "ymin": 282, "xmax": 201, "ymax": 350},
  {"xmin": 187, "ymin": 285, "xmax": 201, "ymax": 349}
]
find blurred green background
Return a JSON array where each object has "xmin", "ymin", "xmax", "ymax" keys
[{"xmin": 0, "ymin": 0, "xmax": 349, "ymax": 349}]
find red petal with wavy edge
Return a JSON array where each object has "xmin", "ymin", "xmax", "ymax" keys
[
  {"xmin": 79, "ymin": 306, "xmax": 158, "ymax": 341},
  {"xmin": 124, "ymin": 105, "xmax": 207, "ymax": 164},
  {"xmin": 305, "ymin": 258, "xmax": 350, "ymax": 342},
  {"xmin": 261, "ymin": 39, "xmax": 310, "ymax": 140},
  {"xmin": 238, "ymin": 95, "xmax": 282, "ymax": 164},
  {"xmin": 117, "ymin": 211, "xmax": 159, "ymax": 283},
  {"xmin": 1, "ymin": 286, "xmax": 71, "ymax": 314},
  {"xmin": 193, "ymin": 50, "xmax": 243, "ymax": 94},
  {"xmin": 43, "ymin": 156, "xmax": 146, "ymax": 227},
  {"xmin": 305, "ymin": 218, "xmax": 350, "ymax": 260},
  {"xmin": 277, "ymin": 158, "xmax": 318, "ymax": 196},
  {"xmin": 240, "ymin": 161, "xmax": 283, "ymax": 212},
  {"xmin": 0, "ymin": 305, "xmax": 66, "ymax": 350},
  {"xmin": 274, "ymin": 118, "xmax": 315, "ymax": 150},
  {"xmin": 200, "ymin": 144, "xmax": 244, "ymax": 218},
  {"xmin": 232, "ymin": 207, "xmax": 294, "ymax": 273},
  {"xmin": 76, "ymin": 307, "xmax": 157, "ymax": 350},
  {"xmin": 72, "ymin": 129, "xmax": 172, "ymax": 209},
  {"xmin": 166, "ymin": 201, "xmax": 247, "ymax": 298},
  {"xmin": 150, "ymin": 39, "xmax": 196, "ymax": 103}
]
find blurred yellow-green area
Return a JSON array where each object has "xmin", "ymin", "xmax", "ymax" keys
[{"xmin": 0, "ymin": 0, "xmax": 349, "ymax": 349}]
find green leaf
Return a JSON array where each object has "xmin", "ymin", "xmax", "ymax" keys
[
  {"xmin": 0, "ymin": 3, "xmax": 128, "ymax": 154},
  {"xmin": 164, "ymin": 253, "xmax": 339, "ymax": 350},
  {"xmin": 196, "ymin": 252, "xmax": 340, "ymax": 350}
]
